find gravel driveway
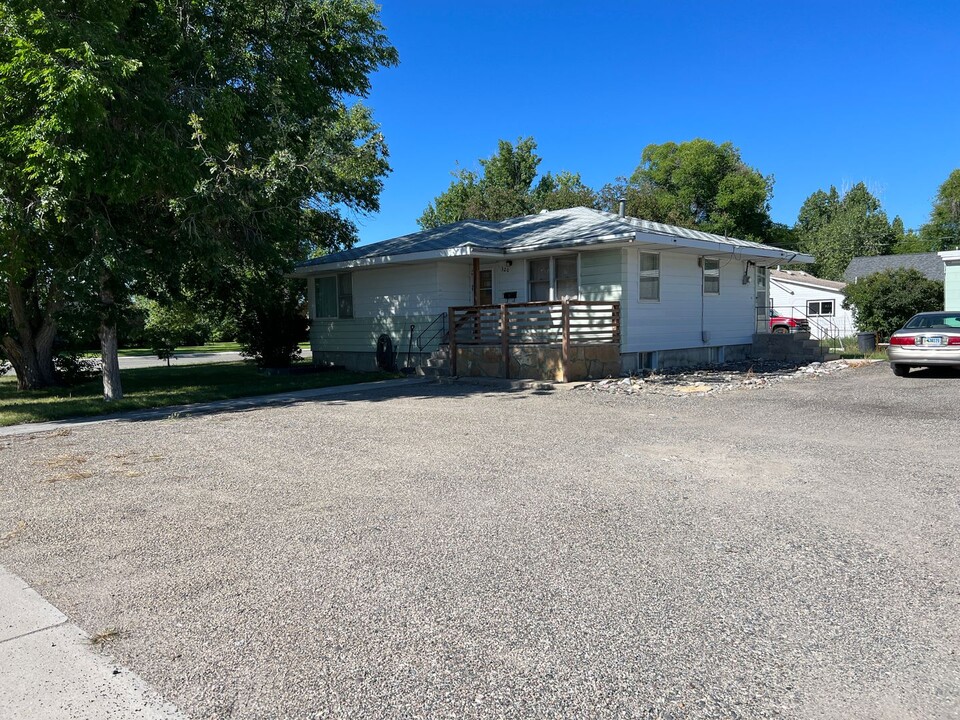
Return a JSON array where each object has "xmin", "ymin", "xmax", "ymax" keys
[{"xmin": 1, "ymin": 363, "xmax": 957, "ymax": 719}]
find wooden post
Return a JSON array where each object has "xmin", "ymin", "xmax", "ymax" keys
[
  {"xmin": 561, "ymin": 299, "xmax": 570, "ymax": 383},
  {"xmin": 448, "ymin": 306, "xmax": 458, "ymax": 376},
  {"xmin": 500, "ymin": 303, "xmax": 510, "ymax": 379},
  {"xmin": 471, "ymin": 258, "xmax": 481, "ymax": 342},
  {"xmin": 472, "ymin": 258, "xmax": 480, "ymax": 305}
]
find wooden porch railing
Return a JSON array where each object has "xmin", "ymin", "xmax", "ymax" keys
[{"xmin": 447, "ymin": 300, "xmax": 620, "ymax": 380}]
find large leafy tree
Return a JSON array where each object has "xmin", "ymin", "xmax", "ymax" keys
[
  {"xmin": 795, "ymin": 183, "xmax": 902, "ymax": 280},
  {"xmin": 417, "ymin": 138, "xmax": 598, "ymax": 229},
  {"xmin": 0, "ymin": 0, "xmax": 396, "ymax": 397},
  {"xmin": 919, "ymin": 169, "xmax": 960, "ymax": 251},
  {"xmin": 842, "ymin": 268, "xmax": 943, "ymax": 338},
  {"xmin": 602, "ymin": 139, "xmax": 774, "ymax": 242}
]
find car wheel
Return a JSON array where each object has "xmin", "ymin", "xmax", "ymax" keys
[
  {"xmin": 891, "ymin": 363, "xmax": 910, "ymax": 377},
  {"xmin": 772, "ymin": 326, "xmax": 789, "ymax": 334}
]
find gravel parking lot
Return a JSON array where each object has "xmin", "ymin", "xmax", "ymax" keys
[{"xmin": 1, "ymin": 363, "xmax": 958, "ymax": 719}]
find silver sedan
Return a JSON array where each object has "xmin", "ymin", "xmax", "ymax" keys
[{"xmin": 887, "ymin": 311, "xmax": 960, "ymax": 376}]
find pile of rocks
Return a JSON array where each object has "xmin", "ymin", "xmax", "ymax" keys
[{"xmin": 579, "ymin": 359, "xmax": 872, "ymax": 397}]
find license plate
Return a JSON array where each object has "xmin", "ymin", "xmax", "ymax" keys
[{"xmin": 923, "ymin": 336, "xmax": 943, "ymax": 346}]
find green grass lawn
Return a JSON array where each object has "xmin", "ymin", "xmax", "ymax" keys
[{"xmin": 0, "ymin": 362, "xmax": 393, "ymax": 427}]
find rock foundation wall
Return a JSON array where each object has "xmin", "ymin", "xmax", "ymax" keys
[{"xmin": 455, "ymin": 344, "xmax": 621, "ymax": 382}]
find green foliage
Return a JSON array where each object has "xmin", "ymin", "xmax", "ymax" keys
[
  {"xmin": 842, "ymin": 268, "xmax": 943, "ymax": 338},
  {"xmin": 0, "ymin": 0, "xmax": 397, "ymax": 393},
  {"xmin": 602, "ymin": 139, "xmax": 774, "ymax": 242},
  {"xmin": 920, "ymin": 169, "xmax": 960, "ymax": 251},
  {"xmin": 795, "ymin": 183, "xmax": 902, "ymax": 280},
  {"xmin": 417, "ymin": 138, "xmax": 597, "ymax": 229},
  {"xmin": 235, "ymin": 276, "xmax": 309, "ymax": 369}
]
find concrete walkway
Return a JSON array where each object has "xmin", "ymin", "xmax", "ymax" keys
[
  {"xmin": 0, "ymin": 377, "xmax": 433, "ymax": 437},
  {"xmin": 0, "ymin": 567, "xmax": 187, "ymax": 719}
]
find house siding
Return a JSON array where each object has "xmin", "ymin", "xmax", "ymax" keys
[
  {"xmin": 309, "ymin": 262, "xmax": 469, "ymax": 362},
  {"xmin": 944, "ymin": 263, "xmax": 960, "ymax": 311},
  {"xmin": 621, "ymin": 248, "xmax": 756, "ymax": 353}
]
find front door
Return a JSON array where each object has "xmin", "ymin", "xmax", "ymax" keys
[
  {"xmin": 755, "ymin": 265, "xmax": 770, "ymax": 333},
  {"xmin": 478, "ymin": 269, "xmax": 493, "ymax": 306}
]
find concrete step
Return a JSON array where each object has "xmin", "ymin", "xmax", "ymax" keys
[{"xmin": 417, "ymin": 365, "xmax": 450, "ymax": 378}]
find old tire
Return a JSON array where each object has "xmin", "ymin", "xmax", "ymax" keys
[
  {"xmin": 772, "ymin": 325, "xmax": 789, "ymax": 334},
  {"xmin": 891, "ymin": 363, "xmax": 910, "ymax": 377}
]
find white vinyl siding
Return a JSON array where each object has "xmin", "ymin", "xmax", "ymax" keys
[{"xmin": 623, "ymin": 249, "xmax": 756, "ymax": 352}]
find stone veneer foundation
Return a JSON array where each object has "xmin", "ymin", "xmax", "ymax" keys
[{"xmin": 455, "ymin": 344, "xmax": 621, "ymax": 382}]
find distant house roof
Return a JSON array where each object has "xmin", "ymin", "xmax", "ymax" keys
[
  {"xmin": 844, "ymin": 253, "xmax": 945, "ymax": 282},
  {"xmin": 771, "ymin": 269, "xmax": 846, "ymax": 292},
  {"xmin": 294, "ymin": 207, "xmax": 813, "ymax": 273}
]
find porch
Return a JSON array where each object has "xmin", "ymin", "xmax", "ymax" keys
[{"xmin": 446, "ymin": 300, "xmax": 621, "ymax": 382}]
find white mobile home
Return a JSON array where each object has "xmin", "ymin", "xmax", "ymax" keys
[
  {"xmin": 769, "ymin": 269, "xmax": 854, "ymax": 340},
  {"xmin": 293, "ymin": 207, "xmax": 812, "ymax": 379}
]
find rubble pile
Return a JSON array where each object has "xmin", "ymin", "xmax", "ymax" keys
[{"xmin": 580, "ymin": 359, "xmax": 870, "ymax": 397}]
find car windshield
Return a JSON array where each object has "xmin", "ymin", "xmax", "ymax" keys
[{"xmin": 903, "ymin": 312, "xmax": 960, "ymax": 329}]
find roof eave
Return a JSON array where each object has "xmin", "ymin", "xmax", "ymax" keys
[{"xmin": 289, "ymin": 244, "xmax": 506, "ymax": 275}]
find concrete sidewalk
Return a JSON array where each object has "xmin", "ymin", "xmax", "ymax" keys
[
  {"xmin": 0, "ymin": 567, "xmax": 187, "ymax": 719},
  {"xmin": 0, "ymin": 377, "xmax": 433, "ymax": 437}
]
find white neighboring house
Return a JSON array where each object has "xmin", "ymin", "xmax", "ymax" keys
[{"xmin": 769, "ymin": 269, "xmax": 854, "ymax": 340}]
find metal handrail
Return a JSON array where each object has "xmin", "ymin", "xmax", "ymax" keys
[
  {"xmin": 769, "ymin": 304, "xmax": 847, "ymax": 355},
  {"xmin": 416, "ymin": 312, "xmax": 447, "ymax": 351}
]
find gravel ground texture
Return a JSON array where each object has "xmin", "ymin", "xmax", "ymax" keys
[{"xmin": 1, "ymin": 362, "xmax": 958, "ymax": 719}]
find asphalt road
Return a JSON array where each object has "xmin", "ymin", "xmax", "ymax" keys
[
  {"xmin": 117, "ymin": 349, "xmax": 312, "ymax": 369},
  {"xmin": 1, "ymin": 363, "xmax": 957, "ymax": 719}
]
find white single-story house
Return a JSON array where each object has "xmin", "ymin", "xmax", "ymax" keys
[
  {"xmin": 292, "ymin": 207, "xmax": 813, "ymax": 379},
  {"xmin": 769, "ymin": 269, "xmax": 854, "ymax": 340},
  {"xmin": 939, "ymin": 250, "xmax": 960, "ymax": 311}
]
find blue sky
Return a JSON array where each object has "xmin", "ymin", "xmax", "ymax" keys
[{"xmin": 351, "ymin": 1, "xmax": 959, "ymax": 245}]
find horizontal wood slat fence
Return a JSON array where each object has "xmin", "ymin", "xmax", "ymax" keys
[{"xmin": 447, "ymin": 300, "xmax": 620, "ymax": 381}]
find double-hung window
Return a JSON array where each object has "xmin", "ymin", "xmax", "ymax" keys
[
  {"xmin": 528, "ymin": 259, "xmax": 551, "ymax": 301},
  {"xmin": 702, "ymin": 258, "xmax": 720, "ymax": 295},
  {"xmin": 315, "ymin": 273, "xmax": 353, "ymax": 319},
  {"xmin": 639, "ymin": 252, "xmax": 660, "ymax": 301},
  {"xmin": 528, "ymin": 256, "xmax": 579, "ymax": 301},
  {"xmin": 555, "ymin": 256, "xmax": 578, "ymax": 299}
]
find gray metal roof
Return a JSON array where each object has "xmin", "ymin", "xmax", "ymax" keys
[
  {"xmin": 772, "ymin": 269, "xmax": 847, "ymax": 291},
  {"xmin": 297, "ymin": 207, "xmax": 808, "ymax": 269},
  {"xmin": 844, "ymin": 253, "xmax": 945, "ymax": 282}
]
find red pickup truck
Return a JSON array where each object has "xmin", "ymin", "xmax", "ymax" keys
[{"xmin": 769, "ymin": 310, "xmax": 810, "ymax": 334}]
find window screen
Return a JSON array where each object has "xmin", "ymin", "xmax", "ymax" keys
[
  {"xmin": 315, "ymin": 276, "xmax": 337, "ymax": 318},
  {"xmin": 639, "ymin": 252, "xmax": 660, "ymax": 301}
]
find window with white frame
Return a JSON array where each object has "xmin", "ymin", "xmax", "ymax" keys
[
  {"xmin": 528, "ymin": 256, "xmax": 579, "ymax": 301},
  {"xmin": 315, "ymin": 274, "xmax": 353, "ymax": 319},
  {"xmin": 337, "ymin": 273, "xmax": 353, "ymax": 319},
  {"xmin": 528, "ymin": 258, "xmax": 551, "ymax": 301},
  {"xmin": 555, "ymin": 256, "xmax": 578, "ymax": 299},
  {"xmin": 807, "ymin": 299, "xmax": 835, "ymax": 316},
  {"xmin": 639, "ymin": 252, "xmax": 660, "ymax": 301},
  {"xmin": 315, "ymin": 276, "xmax": 337, "ymax": 318},
  {"xmin": 702, "ymin": 258, "xmax": 720, "ymax": 295}
]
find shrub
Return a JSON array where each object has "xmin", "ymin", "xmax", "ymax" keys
[
  {"xmin": 236, "ymin": 277, "xmax": 309, "ymax": 369},
  {"xmin": 842, "ymin": 268, "xmax": 943, "ymax": 339},
  {"xmin": 53, "ymin": 352, "xmax": 100, "ymax": 386}
]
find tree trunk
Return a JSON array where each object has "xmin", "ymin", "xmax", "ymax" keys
[
  {"xmin": 99, "ymin": 272, "xmax": 123, "ymax": 402},
  {"xmin": 3, "ymin": 278, "xmax": 58, "ymax": 390}
]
